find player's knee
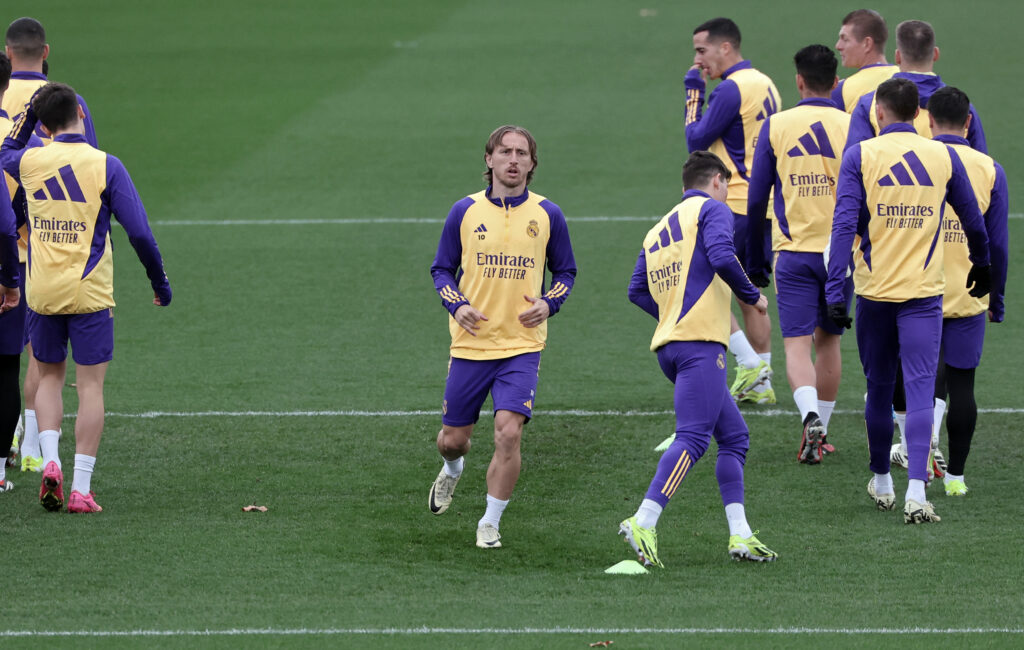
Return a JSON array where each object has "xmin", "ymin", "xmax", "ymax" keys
[
  {"xmin": 493, "ymin": 422, "xmax": 522, "ymax": 453},
  {"xmin": 439, "ymin": 426, "xmax": 471, "ymax": 456}
]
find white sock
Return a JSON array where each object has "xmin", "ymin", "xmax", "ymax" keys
[
  {"xmin": 906, "ymin": 478, "xmax": 926, "ymax": 503},
  {"xmin": 725, "ymin": 502, "xmax": 753, "ymax": 538},
  {"xmin": 818, "ymin": 400, "xmax": 836, "ymax": 431},
  {"xmin": 752, "ymin": 352, "xmax": 773, "ymax": 393},
  {"xmin": 894, "ymin": 413, "xmax": 907, "ymax": 452},
  {"xmin": 932, "ymin": 398, "xmax": 946, "ymax": 447},
  {"xmin": 635, "ymin": 498, "xmax": 663, "ymax": 529},
  {"xmin": 0, "ymin": 462, "xmax": 6, "ymax": 482},
  {"xmin": 443, "ymin": 456, "xmax": 464, "ymax": 478},
  {"xmin": 14, "ymin": 414, "xmax": 22, "ymax": 444},
  {"xmin": 71, "ymin": 454, "xmax": 96, "ymax": 494},
  {"xmin": 22, "ymin": 409, "xmax": 40, "ymax": 458},
  {"xmin": 478, "ymin": 494, "xmax": 509, "ymax": 530},
  {"xmin": 38, "ymin": 429, "xmax": 60, "ymax": 468},
  {"xmin": 874, "ymin": 472, "xmax": 894, "ymax": 495},
  {"xmin": 729, "ymin": 331, "xmax": 761, "ymax": 368},
  {"xmin": 944, "ymin": 472, "xmax": 964, "ymax": 484},
  {"xmin": 793, "ymin": 385, "xmax": 819, "ymax": 422}
]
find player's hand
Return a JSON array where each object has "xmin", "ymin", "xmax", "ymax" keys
[
  {"xmin": 966, "ymin": 264, "xmax": 991, "ymax": 298},
  {"xmin": 454, "ymin": 304, "xmax": 488, "ymax": 336},
  {"xmin": 752, "ymin": 294, "xmax": 768, "ymax": 315},
  {"xmin": 518, "ymin": 295, "xmax": 550, "ymax": 328},
  {"xmin": 0, "ymin": 285, "xmax": 20, "ymax": 313},
  {"xmin": 748, "ymin": 272, "xmax": 770, "ymax": 288},
  {"xmin": 689, "ymin": 64, "xmax": 708, "ymax": 84},
  {"xmin": 827, "ymin": 303, "xmax": 852, "ymax": 329}
]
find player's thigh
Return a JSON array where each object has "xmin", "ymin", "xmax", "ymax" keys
[
  {"xmin": 896, "ymin": 297, "xmax": 942, "ymax": 387},
  {"xmin": 29, "ymin": 311, "xmax": 70, "ymax": 364},
  {"xmin": 941, "ymin": 313, "xmax": 985, "ymax": 370},
  {"xmin": 658, "ymin": 341, "xmax": 727, "ymax": 437},
  {"xmin": 68, "ymin": 308, "xmax": 114, "ymax": 366},
  {"xmin": 491, "ymin": 352, "xmax": 540, "ymax": 424},
  {"xmin": 442, "ymin": 356, "xmax": 500, "ymax": 427},
  {"xmin": 855, "ymin": 297, "xmax": 900, "ymax": 384},
  {"xmin": 0, "ymin": 295, "xmax": 26, "ymax": 356}
]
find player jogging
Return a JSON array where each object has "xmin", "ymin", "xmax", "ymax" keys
[
  {"xmin": 1, "ymin": 82, "xmax": 171, "ymax": 513},
  {"xmin": 428, "ymin": 125, "xmax": 576, "ymax": 549},
  {"xmin": 746, "ymin": 45, "xmax": 851, "ymax": 464},
  {"xmin": 685, "ymin": 17, "xmax": 781, "ymax": 404},
  {"xmin": 825, "ymin": 78, "xmax": 990, "ymax": 524},
  {"xmin": 620, "ymin": 151, "xmax": 777, "ymax": 567}
]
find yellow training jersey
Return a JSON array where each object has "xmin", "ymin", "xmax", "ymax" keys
[
  {"xmin": 644, "ymin": 196, "xmax": 734, "ymax": 350},
  {"xmin": 834, "ymin": 63, "xmax": 898, "ymax": 113},
  {"xmin": 941, "ymin": 142, "xmax": 998, "ymax": 318},
  {"xmin": 431, "ymin": 189, "xmax": 576, "ymax": 361},
  {"xmin": 0, "ymin": 114, "xmax": 28, "ymax": 263}
]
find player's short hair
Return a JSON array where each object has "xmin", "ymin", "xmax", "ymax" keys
[
  {"xmin": 841, "ymin": 9, "xmax": 888, "ymax": 53},
  {"xmin": 896, "ymin": 20, "xmax": 935, "ymax": 65},
  {"xmin": 483, "ymin": 125, "xmax": 537, "ymax": 186},
  {"xmin": 794, "ymin": 44, "xmax": 837, "ymax": 94},
  {"xmin": 5, "ymin": 17, "xmax": 46, "ymax": 61},
  {"xmin": 927, "ymin": 86, "xmax": 971, "ymax": 129},
  {"xmin": 31, "ymin": 82, "xmax": 78, "ymax": 133},
  {"xmin": 0, "ymin": 53, "xmax": 11, "ymax": 94},
  {"xmin": 875, "ymin": 78, "xmax": 919, "ymax": 122},
  {"xmin": 693, "ymin": 17, "xmax": 741, "ymax": 49},
  {"xmin": 682, "ymin": 151, "xmax": 732, "ymax": 190}
]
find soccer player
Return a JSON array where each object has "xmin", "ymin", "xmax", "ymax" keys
[
  {"xmin": 4, "ymin": 17, "xmax": 99, "ymax": 473},
  {"xmin": 685, "ymin": 17, "xmax": 781, "ymax": 404},
  {"xmin": 825, "ymin": 78, "xmax": 990, "ymax": 524},
  {"xmin": 746, "ymin": 45, "xmax": 851, "ymax": 464},
  {"xmin": 0, "ymin": 82, "xmax": 172, "ymax": 513},
  {"xmin": 845, "ymin": 20, "xmax": 985, "ymax": 152},
  {"xmin": 0, "ymin": 71, "xmax": 21, "ymax": 490},
  {"xmin": 619, "ymin": 151, "xmax": 777, "ymax": 567},
  {"xmin": 926, "ymin": 87, "xmax": 1007, "ymax": 496},
  {"xmin": 428, "ymin": 125, "xmax": 576, "ymax": 549},
  {"xmin": 831, "ymin": 9, "xmax": 897, "ymax": 113}
]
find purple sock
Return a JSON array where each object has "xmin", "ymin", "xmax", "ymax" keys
[{"xmin": 645, "ymin": 438, "xmax": 702, "ymax": 507}]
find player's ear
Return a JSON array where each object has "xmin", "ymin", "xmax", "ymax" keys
[
  {"xmin": 894, "ymin": 50, "xmax": 902, "ymax": 66},
  {"xmin": 830, "ymin": 76, "xmax": 838, "ymax": 91},
  {"xmin": 963, "ymin": 112, "xmax": 972, "ymax": 134},
  {"xmin": 77, "ymin": 104, "xmax": 85, "ymax": 120},
  {"xmin": 933, "ymin": 46, "xmax": 940, "ymax": 63},
  {"xmin": 928, "ymin": 113, "xmax": 936, "ymax": 132}
]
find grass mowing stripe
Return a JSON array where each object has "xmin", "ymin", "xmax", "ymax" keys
[{"xmin": 3, "ymin": 627, "xmax": 1022, "ymax": 637}]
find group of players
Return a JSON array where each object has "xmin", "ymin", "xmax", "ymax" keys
[
  {"xmin": 0, "ymin": 17, "xmax": 172, "ymax": 513},
  {"xmin": 425, "ymin": 10, "xmax": 1008, "ymax": 567}
]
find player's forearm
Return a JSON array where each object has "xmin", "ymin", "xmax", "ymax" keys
[
  {"xmin": 0, "ymin": 108, "xmax": 36, "ymax": 177},
  {"xmin": 0, "ymin": 234, "xmax": 18, "ymax": 288},
  {"xmin": 431, "ymin": 269, "xmax": 468, "ymax": 316},
  {"xmin": 627, "ymin": 250, "xmax": 658, "ymax": 319}
]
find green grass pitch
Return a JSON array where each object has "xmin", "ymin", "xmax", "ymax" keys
[{"xmin": 2, "ymin": 0, "xmax": 1023, "ymax": 647}]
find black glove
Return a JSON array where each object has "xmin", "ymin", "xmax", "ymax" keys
[
  {"xmin": 966, "ymin": 264, "xmax": 991, "ymax": 298},
  {"xmin": 827, "ymin": 303, "xmax": 852, "ymax": 330},
  {"xmin": 748, "ymin": 272, "xmax": 770, "ymax": 288}
]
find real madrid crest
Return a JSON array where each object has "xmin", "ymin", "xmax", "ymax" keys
[
  {"xmin": 716, "ymin": 353, "xmax": 725, "ymax": 370},
  {"xmin": 526, "ymin": 219, "xmax": 539, "ymax": 238}
]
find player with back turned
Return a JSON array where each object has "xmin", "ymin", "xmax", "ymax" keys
[
  {"xmin": 685, "ymin": 17, "xmax": 781, "ymax": 404},
  {"xmin": 825, "ymin": 78, "xmax": 990, "ymax": 525},
  {"xmin": 746, "ymin": 45, "xmax": 851, "ymax": 464},
  {"xmin": 831, "ymin": 9, "xmax": 897, "ymax": 113},
  {"xmin": 619, "ymin": 151, "xmax": 777, "ymax": 568},
  {"xmin": 0, "ymin": 53, "xmax": 21, "ymax": 490},
  {"xmin": 428, "ymin": 125, "xmax": 576, "ymax": 549},
  {"xmin": 1, "ymin": 82, "xmax": 172, "ymax": 513}
]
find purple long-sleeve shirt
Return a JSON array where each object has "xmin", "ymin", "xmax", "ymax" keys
[
  {"xmin": 629, "ymin": 190, "xmax": 760, "ymax": 318},
  {"xmin": 845, "ymin": 72, "xmax": 986, "ymax": 153},
  {"xmin": 0, "ymin": 176, "xmax": 18, "ymax": 288},
  {"xmin": 8, "ymin": 71, "xmax": 98, "ymax": 147},
  {"xmin": 826, "ymin": 123, "xmax": 990, "ymax": 305},
  {"xmin": 685, "ymin": 61, "xmax": 751, "ymax": 160}
]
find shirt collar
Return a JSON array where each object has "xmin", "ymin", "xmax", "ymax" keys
[
  {"xmin": 682, "ymin": 189, "xmax": 712, "ymax": 200},
  {"xmin": 879, "ymin": 123, "xmax": 918, "ymax": 136},
  {"xmin": 486, "ymin": 187, "xmax": 530, "ymax": 208},
  {"xmin": 721, "ymin": 60, "xmax": 753, "ymax": 79},
  {"xmin": 796, "ymin": 97, "xmax": 836, "ymax": 108},
  {"xmin": 933, "ymin": 134, "xmax": 969, "ymax": 146},
  {"xmin": 53, "ymin": 133, "xmax": 89, "ymax": 144},
  {"xmin": 11, "ymin": 71, "xmax": 47, "ymax": 81}
]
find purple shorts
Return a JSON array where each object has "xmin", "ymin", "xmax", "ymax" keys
[
  {"xmin": 775, "ymin": 250, "xmax": 853, "ymax": 337},
  {"xmin": 732, "ymin": 211, "xmax": 749, "ymax": 264},
  {"xmin": 0, "ymin": 264, "xmax": 27, "ymax": 355},
  {"xmin": 442, "ymin": 352, "xmax": 540, "ymax": 427},
  {"xmin": 941, "ymin": 312, "xmax": 986, "ymax": 369},
  {"xmin": 29, "ymin": 308, "xmax": 114, "ymax": 365}
]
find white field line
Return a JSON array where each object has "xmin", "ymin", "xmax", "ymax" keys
[
  {"xmin": 1, "ymin": 626, "xmax": 1021, "ymax": 637},
  {"xmin": 92, "ymin": 407, "xmax": 1024, "ymax": 418},
  {"xmin": 145, "ymin": 214, "xmax": 1024, "ymax": 226}
]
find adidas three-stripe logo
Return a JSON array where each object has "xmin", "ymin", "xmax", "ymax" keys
[
  {"xmin": 647, "ymin": 212, "xmax": 683, "ymax": 253},
  {"xmin": 474, "ymin": 224, "xmax": 487, "ymax": 233},
  {"xmin": 786, "ymin": 121, "xmax": 836, "ymax": 158},
  {"xmin": 877, "ymin": 151, "xmax": 934, "ymax": 187},
  {"xmin": 31, "ymin": 165, "xmax": 87, "ymax": 203},
  {"xmin": 755, "ymin": 94, "xmax": 779, "ymax": 121}
]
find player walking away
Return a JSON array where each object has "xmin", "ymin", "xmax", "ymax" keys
[
  {"xmin": 825, "ymin": 78, "xmax": 990, "ymax": 524},
  {"xmin": 832, "ymin": 9, "xmax": 897, "ymax": 113},
  {"xmin": 0, "ymin": 62, "xmax": 21, "ymax": 490},
  {"xmin": 899, "ymin": 87, "xmax": 1007, "ymax": 497},
  {"xmin": 746, "ymin": 45, "xmax": 851, "ymax": 464},
  {"xmin": 428, "ymin": 125, "xmax": 576, "ymax": 549},
  {"xmin": 685, "ymin": 17, "xmax": 781, "ymax": 404},
  {"xmin": 620, "ymin": 151, "xmax": 777, "ymax": 568},
  {"xmin": 845, "ymin": 20, "xmax": 986, "ymax": 153},
  {"xmin": 0, "ymin": 83, "xmax": 172, "ymax": 513},
  {"xmin": 3, "ymin": 17, "xmax": 100, "ymax": 473}
]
